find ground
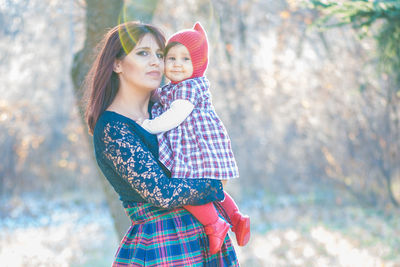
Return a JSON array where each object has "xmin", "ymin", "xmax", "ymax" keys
[{"xmin": 1, "ymin": 189, "xmax": 399, "ymax": 267}]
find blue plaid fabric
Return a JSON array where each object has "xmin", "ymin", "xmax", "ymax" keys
[{"xmin": 112, "ymin": 202, "xmax": 239, "ymax": 266}]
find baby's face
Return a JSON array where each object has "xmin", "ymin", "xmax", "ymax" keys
[{"xmin": 165, "ymin": 44, "xmax": 193, "ymax": 82}]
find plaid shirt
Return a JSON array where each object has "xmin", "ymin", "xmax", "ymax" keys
[{"xmin": 151, "ymin": 77, "xmax": 239, "ymax": 179}]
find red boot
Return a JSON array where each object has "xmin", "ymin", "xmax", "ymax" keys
[
  {"xmin": 204, "ymin": 218, "xmax": 230, "ymax": 254},
  {"xmin": 231, "ymin": 211, "xmax": 250, "ymax": 246}
]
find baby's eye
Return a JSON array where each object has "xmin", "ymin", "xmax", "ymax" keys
[
  {"xmin": 136, "ymin": 51, "xmax": 149, "ymax": 56},
  {"xmin": 167, "ymin": 57, "xmax": 175, "ymax": 61},
  {"xmin": 157, "ymin": 53, "xmax": 164, "ymax": 59},
  {"xmin": 184, "ymin": 57, "xmax": 191, "ymax": 61}
]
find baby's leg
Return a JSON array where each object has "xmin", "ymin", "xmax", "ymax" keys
[
  {"xmin": 184, "ymin": 202, "xmax": 218, "ymax": 226},
  {"xmin": 184, "ymin": 203, "xmax": 230, "ymax": 254},
  {"xmin": 220, "ymin": 191, "xmax": 251, "ymax": 246},
  {"xmin": 219, "ymin": 191, "xmax": 239, "ymax": 217}
]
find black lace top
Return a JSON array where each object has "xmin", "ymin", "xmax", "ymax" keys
[{"xmin": 93, "ymin": 110, "xmax": 224, "ymax": 209}]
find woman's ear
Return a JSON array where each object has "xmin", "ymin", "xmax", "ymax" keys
[{"xmin": 113, "ymin": 60, "xmax": 122, "ymax": 73}]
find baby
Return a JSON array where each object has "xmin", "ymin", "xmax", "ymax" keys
[{"xmin": 141, "ymin": 22, "xmax": 250, "ymax": 254}]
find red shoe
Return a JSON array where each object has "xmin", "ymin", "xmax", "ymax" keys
[
  {"xmin": 204, "ymin": 218, "xmax": 230, "ymax": 254},
  {"xmin": 231, "ymin": 212, "xmax": 250, "ymax": 246}
]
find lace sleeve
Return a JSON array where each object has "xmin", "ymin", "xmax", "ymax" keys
[{"xmin": 96, "ymin": 121, "xmax": 225, "ymax": 209}]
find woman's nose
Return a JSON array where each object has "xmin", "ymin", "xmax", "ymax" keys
[{"xmin": 149, "ymin": 52, "xmax": 160, "ymax": 66}]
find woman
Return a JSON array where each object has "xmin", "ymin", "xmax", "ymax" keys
[{"xmin": 84, "ymin": 21, "xmax": 239, "ymax": 266}]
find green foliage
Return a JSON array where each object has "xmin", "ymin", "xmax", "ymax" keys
[
  {"xmin": 377, "ymin": 20, "xmax": 400, "ymax": 87},
  {"xmin": 307, "ymin": 0, "xmax": 400, "ymax": 91}
]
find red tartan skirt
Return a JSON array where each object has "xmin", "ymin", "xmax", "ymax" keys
[{"xmin": 112, "ymin": 202, "xmax": 239, "ymax": 267}]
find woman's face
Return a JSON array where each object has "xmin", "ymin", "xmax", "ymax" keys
[{"xmin": 115, "ymin": 34, "xmax": 164, "ymax": 93}]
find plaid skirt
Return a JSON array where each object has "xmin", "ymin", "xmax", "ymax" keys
[{"xmin": 112, "ymin": 202, "xmax": 239, "ymax": 267}]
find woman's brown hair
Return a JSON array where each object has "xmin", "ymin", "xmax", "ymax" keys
[{"xmin": 83, "ymin": 21, "xmax": 166, "ymax": 135}]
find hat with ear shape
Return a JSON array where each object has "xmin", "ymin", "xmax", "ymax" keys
[{"xmin": 167, "ymin": 22, "xmax": 209, "ymax": 79}]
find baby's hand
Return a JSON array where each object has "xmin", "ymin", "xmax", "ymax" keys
[
  {"xmin": 136, "ymin": 117, "xmax": 145, "ymax": 125},
  {"xmin": 140, "ymin": 119, "xmax": 154, "ymax": 132}
]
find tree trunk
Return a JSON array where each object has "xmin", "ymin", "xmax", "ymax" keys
[{"xmin": 71, "ymin": 0, "xmax": 159, "ymax": 239}]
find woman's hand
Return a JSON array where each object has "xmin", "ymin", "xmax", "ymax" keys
[{"xmin": 221, "ymin": 180, "xmax": 227, "ymax": 188}]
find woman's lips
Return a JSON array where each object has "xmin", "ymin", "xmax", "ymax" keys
[{"xmin": 146, "ymin": 70, "xmax": 161, "ymax": 77}]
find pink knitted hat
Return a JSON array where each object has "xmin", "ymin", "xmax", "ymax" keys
[{"xmin": 167, "ymin": 22, "xmax": 209, "ymax": 79}]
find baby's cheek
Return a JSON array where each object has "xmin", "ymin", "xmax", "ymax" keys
[
  {"xmin": 164, "ymin": 69, "xmax": 174, "ymax": 80},
  {"xmin": 165, "ymin": 62, "xmax": 173, "ymax": 71}
]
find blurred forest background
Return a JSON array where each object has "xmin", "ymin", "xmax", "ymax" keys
[{"xmin": 1, "ymin": 0, "xmax": 399, "ymax": 266}]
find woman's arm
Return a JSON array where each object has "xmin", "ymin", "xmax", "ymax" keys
[
  {"xmin": 141, "ymin": 99, "xmax": 194, "ymax": 134},
  {"xmin": 95, "ymin": 121, "xmax": 224, "ymax": 209}
]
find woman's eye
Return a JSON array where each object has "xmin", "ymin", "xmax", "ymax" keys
[
  {"xmin": 136, "ymin": 51, "xmax": 149, "ymax": 56},
  {"xmin": 157, "ymin": 53, "xmax": 164, "ymax": 59},
  {"xmin": 167, "ymin": 57, "xmax": 175, "ymax": 61},
  {"xmin": 184, "ymin": 57, "xmax": 191, "ymax": 61}
]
